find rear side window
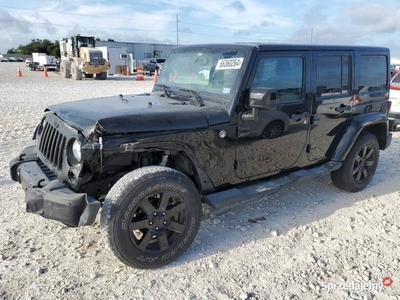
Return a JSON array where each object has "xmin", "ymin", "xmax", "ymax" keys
[
  {"xmin": 316, "ymin": 55, "xmax": 350, "ymax": 98},
  {"xmin": 359, "ymin": 55, "xmax": 387, "ymax": 94}
]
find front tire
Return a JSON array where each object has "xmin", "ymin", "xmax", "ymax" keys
[
  {"xmin": 263, "ymin": 121, "xmax": 284, "ymax": 139},
  {"xmin": 96, "ymin": 71, "xmax": 107, "ymax": 80},
  {"xmin": 71, "ymin": 63, "xmax": 82, "ymax": 80},
  {"xmin": 100, "ymin": 166, "xmax": 202, "ymax": 269},
  {"xmin": 331, "ymin": 133, "xmax": 379, "ymax": 192}
]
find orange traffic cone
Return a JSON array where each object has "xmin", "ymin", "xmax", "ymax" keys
[
  {"xmin": 17, "ymin": 67, "xmax": 22, "ymax": 77},
  {"xmin": 126, "ymin": 66, "xmax": 130, "ymax": 76},
  {"xmin": 44, "ymin": 68, "xmax": 48, "ymax": 77},
  {"xmin": 136, "ymin": 66, "xmax": 144, "ymax": 81},
  {"xmin": 153, "ymin": 69, "xmax": 158, "ymax": 82}
]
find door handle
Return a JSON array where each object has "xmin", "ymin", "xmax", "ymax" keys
[
  {"xmin": 291, "ymin": 112, "xmax": 310, "ymax": 121},
  {"xmin": 335, "ymin": 105, "xmax": 352, "ymax": 113}
]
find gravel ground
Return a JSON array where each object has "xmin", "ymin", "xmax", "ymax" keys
[{"xmin": 0, "ymin": 63, "xmax": 399, "ymax": 300}]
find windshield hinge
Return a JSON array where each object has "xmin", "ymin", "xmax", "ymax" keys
[{"xmin": 237, "ymin": 126, "xmax": 250, "ymax": 137}]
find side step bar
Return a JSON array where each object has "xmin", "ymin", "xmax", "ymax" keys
[{"xmin": 203, "ymin": 161, "xmax": 342, "ymax": 210}]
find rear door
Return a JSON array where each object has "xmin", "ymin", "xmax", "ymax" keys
[
  {"xmin": 354, "ymin": 52, "xmax": 389, "ymax": 116},
  {"xmin": 308, "ymin": 51, "xmax": 354, "ymax": 161}
]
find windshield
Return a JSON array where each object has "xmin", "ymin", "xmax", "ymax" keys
[
  {"xmin": 77, "ymin": 36, "xmax": 95, "ymax": 47},
  {"xmin": 155, "ymin": 46, "xmax": 250, "ymax": 104},
  {"xmin": 156, "ymin": 59, "xmax": 166, "ymax": 63}
]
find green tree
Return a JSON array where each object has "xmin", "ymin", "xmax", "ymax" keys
[
  {"xmin": 7, "ymin": 39, "xmax": 61, "ymax": 56},
  {"xmin": 7, "ymin": 48, "xmax": 17, "ymax": 54}
]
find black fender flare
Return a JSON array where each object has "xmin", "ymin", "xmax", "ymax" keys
[
  {"xmin": 126, "ymin": 141, "xmax": 215, "ymax": 193},
  {"xmin": 331, "ymin": 112, "xmax": 391, "ymax": 162}
]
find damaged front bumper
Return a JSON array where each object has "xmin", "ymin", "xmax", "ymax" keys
[{"xmin": 9, "ymin": 146, "xmax": 101, "ymax": 227}]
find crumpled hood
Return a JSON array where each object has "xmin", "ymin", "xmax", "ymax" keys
[{"xmin": 46, "ymin": 93, "xmax": 230, "ymax": 138}]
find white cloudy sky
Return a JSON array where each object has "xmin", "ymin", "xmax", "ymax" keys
[{"xmin": 0, "ymin": 0, "xmax": 400, "ymax": 57}]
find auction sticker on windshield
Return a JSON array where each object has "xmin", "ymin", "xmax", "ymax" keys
[{"xmin": 215, "ymin": 58, "xmax": 244, "ymax": 70}]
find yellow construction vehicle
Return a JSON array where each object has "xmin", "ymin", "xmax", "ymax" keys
[{"xmin": 59, "ymin": 35, "xmax": 110, "ymax": 80}]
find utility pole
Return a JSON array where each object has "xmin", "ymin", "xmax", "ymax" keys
[
  {"xmin": 176, "ymin": 14, "xmax": 179, "ymax": 45},
  {"xmin": 311, "ymin": 28, "xmax": 313, "ymax": 44},
  {"xmin": 145, "ymin": 31, "xmax": 148, "ymax": 58}
]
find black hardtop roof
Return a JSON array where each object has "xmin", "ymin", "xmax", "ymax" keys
[{"xmin": 174, "ymin": 43, "xmax": 389, "ymax": 52}]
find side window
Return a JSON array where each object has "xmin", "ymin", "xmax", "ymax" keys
[
  {"xmin": 316, "ymin": 55, "xmax": 350, "ymax": 98},
  {"xmin": 359, "ymin": 55, "xmax": 387, "ymax": 94},
  {"xmin": 252, "ymin": 57, "xmax": 304, "ymax": 102}
]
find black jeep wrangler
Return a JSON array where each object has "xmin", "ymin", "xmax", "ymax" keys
[{"xmin": 10, "ymin": 44, "xmax": 393, "ymax": 269}]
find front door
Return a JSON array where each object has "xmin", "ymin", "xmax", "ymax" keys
[{"xmin": 235, "ymin": 52, "xmax": 311, "ymax": 179}]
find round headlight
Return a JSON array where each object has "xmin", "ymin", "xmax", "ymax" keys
[
  {"xmin": 67, "ymin": 138, "xmax": 81, "ymax": 166},
  {"xmin": 72, "ymin": 139, "xmax": 81, "ymax": 162}
]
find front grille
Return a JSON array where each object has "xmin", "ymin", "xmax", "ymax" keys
[
  {"xmin": 38, "ymin": 161, "xmax": 57, "ymax": 180},
  {"xmin": 90, "ymin": 52, "xmax": 103, "ymax": 65},
  {"xmin": 38, "ymin": 121, "xmax": 66, "ymax": 170}
]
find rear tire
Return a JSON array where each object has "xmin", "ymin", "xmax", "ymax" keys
[
  {"xmin": 60, "ymin": 61, "xmax": 70, "ymax": 78},
  {"xmin": 331, "ymin": 133, "xmax": 379, "ymax": 192},
  {"xmin": 100, "ymin": 166, "xmax": 202, "ymax": 269}
]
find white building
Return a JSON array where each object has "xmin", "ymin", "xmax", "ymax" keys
[
  {"xmin": 96, "ymin": 41, "xmax": 177, "ymax": 74},
  {"xmin": 391, "ymin": 57, "xmax": 400, "ymax": 65}
]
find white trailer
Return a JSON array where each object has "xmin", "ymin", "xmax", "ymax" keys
[
  {"xmin": 32, "ymin": 53, "xmax": 46, "ymax": 63},
  {"xmin": 30, "ymin": 52, "xmax": 58, "ymax": 71}
]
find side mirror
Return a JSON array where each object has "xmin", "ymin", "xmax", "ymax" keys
[
  {"xmin": 242, "ymin": 88, "xmax": 278, "ymax": 122},
  {"xmin": 248, "ymin": 88, "xmax": 278, "ymax": 110}
]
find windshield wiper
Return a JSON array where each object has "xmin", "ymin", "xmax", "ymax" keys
[
  {"xmin": 156, "ymin": 85, "xmax": 204, "ymax": 107},
  {"xmin": 155, "ymin": 84, "xmax": 172, "ymax": 99},
  {"xmin": 178, "ymin": 88, "xmax": 204, "ymax": 107}
]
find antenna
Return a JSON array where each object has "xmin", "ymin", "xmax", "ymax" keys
[
  {"xmin": 176, "ymin": 14, "xmax": 179, "ymax": 46},
  {"xmin": 144, "ymin": 31, "xmax": 148, "ymax": 94}
]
